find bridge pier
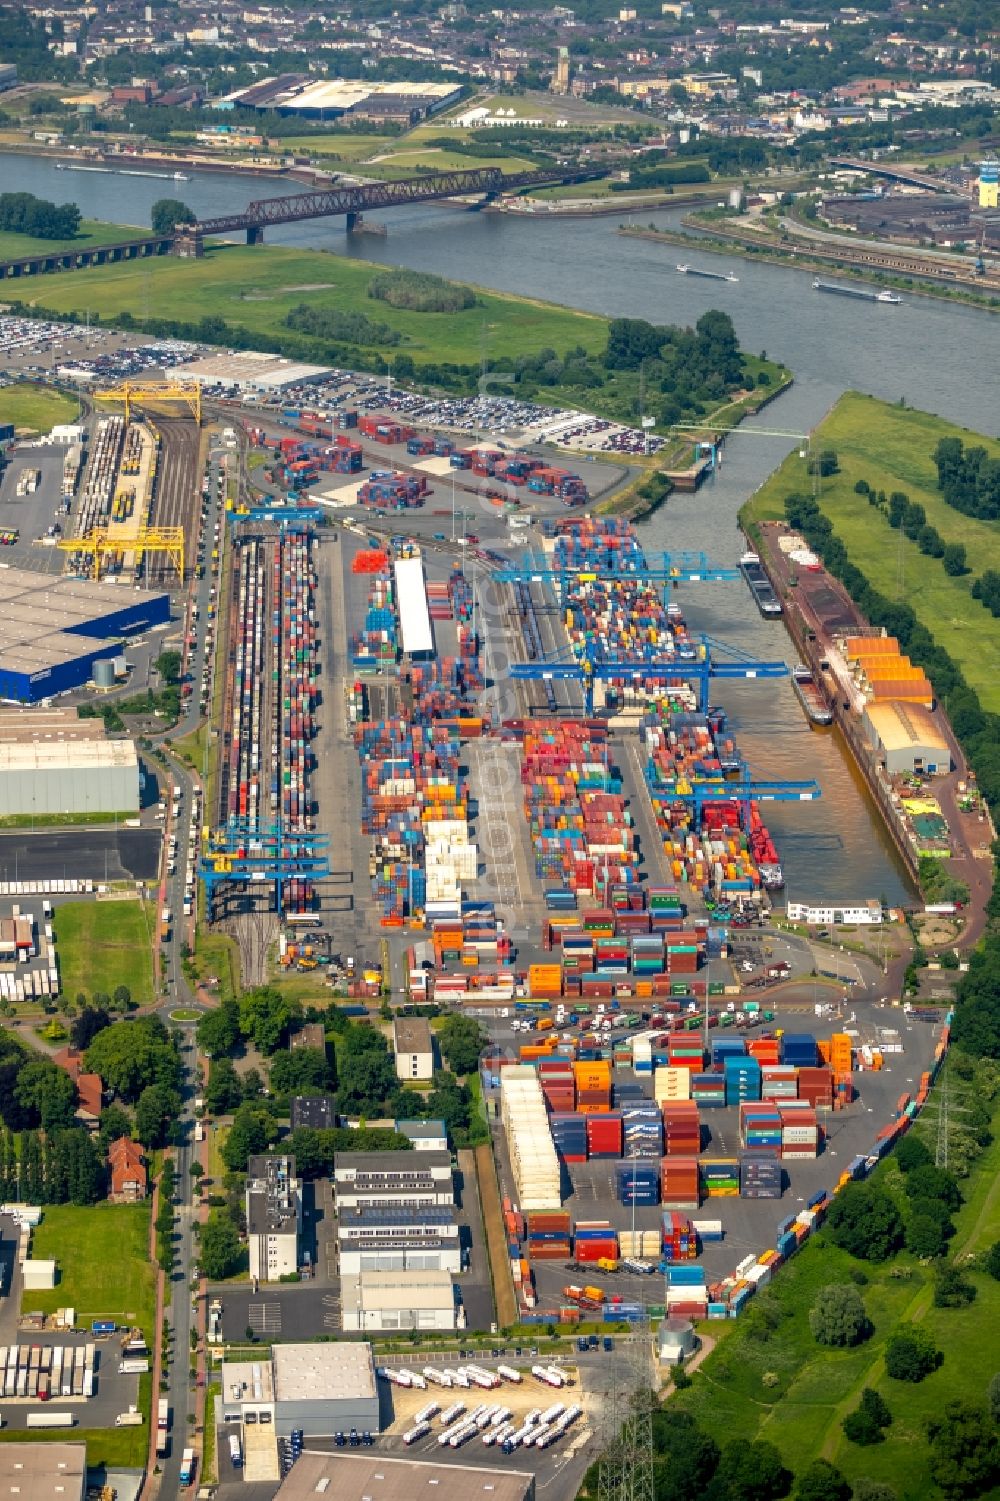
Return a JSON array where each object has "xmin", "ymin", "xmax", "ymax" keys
[
  {"xmin": 345, "ymin": 212, "xmax": 361, "ymax": 232},
  {"xmin": 246, "ymin": 225, "xmax": 265, "ymax": 245}
]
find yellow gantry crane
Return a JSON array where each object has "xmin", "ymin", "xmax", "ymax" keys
[
  {"xmin": 58, "ymin": 526, "xmax": 185, "ymax": 583},
  {"xmin": 92, "ymin": 381, "xmax": 202, "ymax": 426}
]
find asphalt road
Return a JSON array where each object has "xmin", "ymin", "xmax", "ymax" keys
[{"xmin": 158, "ymin": 1026, "xmax": 201, "ymax": 1497}]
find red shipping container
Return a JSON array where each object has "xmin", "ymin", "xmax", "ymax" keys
[{"xmin": 574, "ymin": 1240, "xmax": 620, "ymax": 1262}]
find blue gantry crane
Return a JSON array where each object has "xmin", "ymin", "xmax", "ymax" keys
[
  {"xmin": 494, "ymin": 549, "xmax": 739, "ymax": 586},
  {"xmin": 509, "ymin": 637, "xmax": 788, "ymax": 715},
  {"xmin": 199, "ymin": 818, "xmax": 330, "ymax": 915},
  {"xmin": 644, "ymin": 765, "xmax": 821, "ymax": 832}
]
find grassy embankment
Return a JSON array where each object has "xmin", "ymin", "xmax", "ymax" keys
[
  {"xmin": 52, "ymin": 899, "xmax": 156, "ymax": 1005},
  {"xmin": 0, "ymin": 1203, "xmax": 157, "ymax": 1466},
  {"xmin": 742, "ymin": 392, "xmax": 1000, "ymax": 714},
  {"xmin": 0, "ymin": 382, "xmax": 80, "ymax": 434},
  {"xmin": 671, "ymin": 1081, "xmax": 1000, "ymax": 1500}
]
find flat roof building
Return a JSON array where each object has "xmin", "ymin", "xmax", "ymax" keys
[
  {"xmin": 221, "ymin": 1343, "xmax": 379, "ymax": 1438},
  {"xmin": 0, "ymin": 1443, "xmax": 86, "ymax": 1501},
  {"xmin": 394, "ymin": 556, "xmax": 434, "ymax": 659},
  {"xmin": 393, "ymin": 1015, "xmax": 434, "ymax": 1081},
  {"xmin": 340, "ymin": 1269, "xmax": 457, "ymax": 1331},
  {"xmin": 291, "ymin": 1093, "xmax": 336, "ymax": 1130},
  {"xmin": 333, "ymin": 1150, "xmax": 453, "ymax": 1209},
  {"xmin": 246, "ymin": 1154, "xmax": 301, "ymax": 1283},
  {"xmin": 272, "ymin": 1452, "xmax": 535, "ymax": 1501}
]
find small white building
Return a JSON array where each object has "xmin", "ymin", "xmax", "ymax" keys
[
  {"xmin": 785, "ymin": 899, "xmax": 883, "ymax": 926},
  {"xmin": 20, "ymin": 1258, "xmax": 57, "ymax": 1290},
  {"xmin": 340, "ymin": 1270, "xmax": 457, "ymax": 1332},
  {"xmin": 392, "ymin": 1016, "xmax": 434, "ymax": 1082},
  {"xmin": 395, "ymin": 1118, "xmax": 449, "ymax": 1152},
  {"xmin": 246, "ymin": 1155, "xmax": 301, "ymax": 1283}
]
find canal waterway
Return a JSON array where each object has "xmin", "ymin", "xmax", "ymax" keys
[{"xmin": 8, "ymin": 150, "xmax": 991, "ymax": 905}]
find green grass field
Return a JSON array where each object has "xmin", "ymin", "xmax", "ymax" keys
[
  {"xmin": 359, "ymin": 148, "xmax": 538, "ymax": 178},
  {"xmin": 28, "ymin": 1203, "xmax": 156, "ymax": 1329},
  {"xmin": 52, "ymin": 899, "xmax": 155, "ymax": 1005},
  {"xmin": 0, "ymin": 382, "xmax": 80, "ymax": 434},
  {"xmin": 273, "ymin": 133, "xmax": 395, "ymax": 161},
  {"xmin": 0, "ymin": 217, "xmax": 142, "ymax": 260},
  {"xmin": 17, "ymin": 242, "xmax": 608, "ymax": 370},
  {"xmin": 673, "ymin": 1086, "xmax": 1000, "ymax": 1500},
  {"xmin": 744, "ymin": 392, "xmax": 1000, "ymax": 713},
  {"xmin": 0, "ymin": 1419, "xmax": 149, "ymax": 1468}
]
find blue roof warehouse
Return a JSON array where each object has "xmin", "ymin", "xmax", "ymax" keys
[{"xmin": 0, "ymin": 569, "xmax": 170, "ymax": 702}]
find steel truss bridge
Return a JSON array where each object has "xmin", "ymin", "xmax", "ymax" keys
[{"xmin": 190, "ymin": 166, "xmax": 602, "ymax": 240}]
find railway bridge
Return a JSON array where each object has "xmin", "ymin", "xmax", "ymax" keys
[
  {"xmin": 183, "ymin": 164, "xmax": 603, "ymax": 243},
  {"xmin": 0, "ymin": 165, "xmax": 602, "ymax": 280}
]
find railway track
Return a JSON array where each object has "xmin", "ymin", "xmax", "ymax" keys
[{"xmin": 147, "ymin": 416, "xmax": 200, "ymax": 586}]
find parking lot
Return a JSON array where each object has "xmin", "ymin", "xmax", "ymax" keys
[
  {"xmin": 0, "ymin": 447, "xmax": 71, "ymax": 572},
  {"xmin": 0, "ymin": 314, "xmax": 203, "ymax": 386}
]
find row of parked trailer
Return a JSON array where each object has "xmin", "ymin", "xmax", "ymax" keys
[
  {"xmin": 0, "ymin": 1343, "xmax": 96, "ymax": 1401},
  {"xmin": 403, "ymin": 1398, "xmax": 583, "ymax": 1453},
  {"xmin": 380, "ymin": 1362, "xmax": 571, "ymax": 1392}
]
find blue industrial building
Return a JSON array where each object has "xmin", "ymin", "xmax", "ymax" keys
[{"xmin": 0, "ymin": 569, "xmax": 170, "ymax": 702}]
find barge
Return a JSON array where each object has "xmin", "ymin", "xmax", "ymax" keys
[
  {"xmin": 813, "ymin": 279, "xmax": 901, "ymax": 305},
  {"xmin": 792, "ymin": 665, "xmax": 833, "ymax": 727},
  {"xmin": 739, "ymin": 551, "xmax": 782, "ymax": 618},
  {"xmin": 677, "ymin": 264, "xmax": 739, "ymax": 283}
]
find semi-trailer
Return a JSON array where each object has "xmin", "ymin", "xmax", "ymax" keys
[{"xmin": 26, "ymin": 1412, "xmax": 75, "ymax": 1429}]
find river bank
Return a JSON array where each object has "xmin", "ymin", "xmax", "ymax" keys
[
  {"xmin": 618, "ymin": 222, "xmax": 1000, "ymax": 314},
  {"xmin": 0, "ymin": 138, "xmax": 311, "ymax": 183}
]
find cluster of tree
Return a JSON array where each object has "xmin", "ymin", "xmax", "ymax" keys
[
  {"xmin": 604, "ymin": 311, "xmax": 746, "ymax": 425},
  {"xmin": 198, "ymin": 1209, "xmax": 245, "ymax": 1281},
  {"xmin": 0, "ymin": 192, "xmax": 81, "ymax": 242},
  {"xmin": 0, "ymin": 1127, "xmax": 103, "ymax": 1205},
  {"xmin": 285, "ymin": 303, "xmax": 401, "ymax": 348},
  {"xmin": 780, "ymin": 491, "xmax": 1000, "ymax": 926},
  {"xmin": 436, "ymin": 1014, "xmax": 486, "ymax": 1076},
  {"xmin": 613, "ymin": 160, "xmax": 711, "ymax": 192},
  {"xmin": 951, "ymin": 932, "xmax": 1000, "ymax": 1058},
  {"xmin": 971, "ymin": 569, "xmax": 1000, "ymax": 619},
  {"xmin": 933, "ymin": 437, "xmax": 1000, "ymax": 522},
  {"xmin": 641, "ymin": 1403, "xmax": 890, "ymax": 1501},
  {"xmin": 197, "ymin": 989, "xmax": 301, "ymax": 1059},
  {"xmin": 84, "ymin": 1015, "xmax": 182, "ymax": 1103},
  {"xmin": 367, "ymin": 268, "xmax": 477, "ymax": 313},
  {"xmin": 842, "ymin": 1388, "xmax": 892, "ymax": 1447}
]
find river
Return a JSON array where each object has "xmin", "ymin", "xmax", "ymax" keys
[{"xmin": 11, "ymin": 149, "xmax": 990, "ymax": 905}]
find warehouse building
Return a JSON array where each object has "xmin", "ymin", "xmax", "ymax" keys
[
  {"xmin": 0, "ymin": 569, "xmax": 169, "ymax": 703},
  {"xmin": 394, "ymin": 555, "xmax": 434, "ymax": 660},
  {"xmin": 333, "ymin": 1150, "xmax": 454, "ymax": 1210},
  {"xmin": 337, "ymin": 1206, "xmax": 461, "ymax": 1274},
  {"xmin": 273, "ymin": 1453, "xmax": 535, "ymax": 1501},
  {"xmin": 393, "ymin": 1015, "xmax": 434, "ymax": 1081},
  {"xmin": 246, "ymin": 1154, "xmax": 301, "ymax": 1282},
  {"xmin": 340, "ymin": 1269, "xmax": 458, "ymax": 1332},
  {"xmin": 0, "ymin": 1443, "xmax": 86, "ymax": 1501},
  {"xmin": 863, "ymin": 701, "xmax": 951, "ymax": 777},
  {"xmin": 220, "ymin": 1342, "xmax": 379, "ymax": 1437},
  {"xmin": 0, "ymin": 708, "xmax": 140, "ymax": 817}
]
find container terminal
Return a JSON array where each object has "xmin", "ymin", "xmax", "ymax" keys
[{"xmin": 195, "ymin": 400, "xmax": 944, "ymax": 1331}]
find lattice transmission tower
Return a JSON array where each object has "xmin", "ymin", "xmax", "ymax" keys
[{"xmin": 596, "ymin": 1315, "xmax": 656, "ymax": 1501}]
